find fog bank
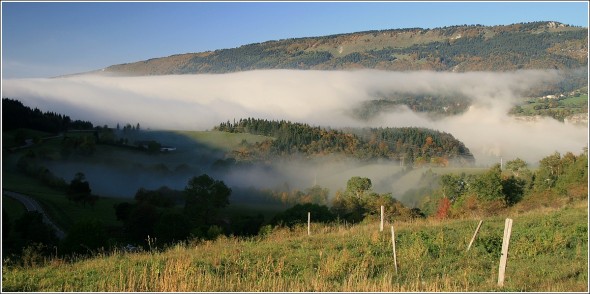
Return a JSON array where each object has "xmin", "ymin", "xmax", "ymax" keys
[{"xmin": 3, "ymin": 69, "xmax": 587, "ymax": 165}]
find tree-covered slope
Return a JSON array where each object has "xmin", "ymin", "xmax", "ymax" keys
[
  {"xmin": 2, "ymin": 98, "xmax": 94, "ymax": 134},
  {"xmin": 101, "ymin": 21, "xmax": 587, "ymax": 76},
  {"xmin": 214, "ymin": 118, "xmax": 474, "ymax": 166}
]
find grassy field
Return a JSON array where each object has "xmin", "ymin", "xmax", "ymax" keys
[
  {"xmin": 516, "ymin": 92, "xmax": 588, "ymax": 117},
  {"xmin": 2, "ymin": 130, "xmax": 587, "ymax": 291},
  {"xmin": 1, "ymin": 129, "xmax": 53, "ymax": 149},
  {"xmin": 559, "ymin": 93, "xmax": 588, "ymax": 108},
  {"xmin": 2, "ymin": 173, "xmax": 124, "ymax": 231},
  {"xmin": 2, "ymin": 200, "xmax": 586, "ymax": 292},
  {"xmin": 173, "ymin": 130, "xmax": 273, "ymax": 152}
]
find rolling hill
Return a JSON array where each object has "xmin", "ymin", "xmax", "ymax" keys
[{"xmin": 98, "ymin": 21, "xmax": 587, "ymax": 76}]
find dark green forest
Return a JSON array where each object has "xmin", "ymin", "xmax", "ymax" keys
[{"xmin": 2, "ymin": 98, "xmax": 94, "ymax": 134}]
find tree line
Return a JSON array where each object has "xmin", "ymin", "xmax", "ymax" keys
[
  {"xmin": 266, "ymin": 149, "xmax": 588, "ymax": 227},
  {"xmin": 420, "ymin": 149, "xmax": 588, "ymax": 218},
  {"xmin": 4, "ymin": 148, "xmax": 586, "ymax": 265},
  {"xmin": 2, "ymin": 98, "xmax": 94, "ymax": 133}
]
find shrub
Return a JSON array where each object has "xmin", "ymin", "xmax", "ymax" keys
[
  {"xmin": 206, "ymin": 225, "xmax": 224, "ymax": 240},
  {"xmin": 154, "ymin": 212, "xmax": 191, "ymax": 245},
  {"xmin": 258, "ymin": 224, "xmax": 273, "ymax": 238},
  {"xmin": 60, "ymin": 219, "xmax": 108, "ymax": 256},
  {"xmin": 271, "ymin": 203, "xmax": 335, "ymax": 228},
  {"xmin": 230, "ymin": 213, "xmax": 265, "ymax": 237}
]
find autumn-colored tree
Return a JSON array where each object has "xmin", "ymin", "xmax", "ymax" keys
[
  {"xmin": 435, "ymin": 197, "xmax": 451, "ymax": 220},
  {"xmin": 304, "ymin": 185, "xmax": 329, "ymax": 205}
]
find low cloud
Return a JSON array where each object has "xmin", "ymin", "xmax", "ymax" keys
[{"xmin": 3, "ymin": 69, "xmax": 587, "ymax": 167}]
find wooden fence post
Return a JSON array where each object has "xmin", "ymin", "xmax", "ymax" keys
[
  {"xmin": 498, "ymin": 218, "xmax": 513, "ymax": 287},
  {"xmin": 307, "ymin": 212, "xmax": 311, "ymax": 236},
  {"xmin": 467, "ymin": 220, "xmax": 483, "ymax": 251},
  {"xmin": 380, "ymin": 205, "xmax": 384, "ymax": 232},
  {"xmin": 391, "ymin": 225, "xmax": 398, "ymax": 274}
]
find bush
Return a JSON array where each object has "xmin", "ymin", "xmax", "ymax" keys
[
  {"xmin": 271, "ymin": 203, "xmax": 335, "ymax": 228},
  {"xmin": 206, "ymin": 225, "xmax": 224, "ymax": 240},
  {"xmin": 258, "ymin": 224, "xmax": 273, "ymax": 238},
  {"xmin": 20, "ymin": 243, "xmax": 49, "ymax": 268},
  {"xmin": 154, "ymin": 212, "xmax": 191, "ymax": 245},
  {"xmin": 13, "ymin": 212, "xmax": 58, "ymax": 249},
  {"xmin": 60, "ymin": 219, "xmax": 108, "ymax": 256},
  {"xmin": 230, "ymin": 214, "xmax": 265, "ymax": 237},
  {"xmin": 124, "ymin": 203, "xmax": 160, "ymax": 243}
]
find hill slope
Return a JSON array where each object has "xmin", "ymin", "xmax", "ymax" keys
[
  {"xmin": 215, "ymin": 118, "xmax": 474, "ymax": 165},
  {"xmin": 2, "ymin": 201, "xmax": 587, "ymax": 292},
  {"xmin": 101, "ymin": 21, "xmax": 587, "ymax": 76}
]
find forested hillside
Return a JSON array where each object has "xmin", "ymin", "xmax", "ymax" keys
[
  {"xmin": 2, "ymin": 98, "xmax": 94, "ymax": 133},
  {"xmin": 88, "ymin": 21, "xmax": 589, "ymax": 123},
  {"xmin": 214, "ymin": 118, "xmax": 474, "ymax": 166},
  {"xmin": 353, "ymin": 92, "xmax": 472, "ymax": 119},
  {"xmin": 101, "ymin": 21, "xmax": 587, "ymax": 77}
]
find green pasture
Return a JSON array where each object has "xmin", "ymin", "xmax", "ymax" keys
[
  {"xmin": 174, "ymin": 130, "xmax": 273, "ymax": 152},
  {"xmin": 559, "ymin": 93, "xmax": 588, "ymax": 107}
]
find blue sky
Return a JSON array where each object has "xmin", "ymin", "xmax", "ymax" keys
[{"xmin": 2, "ymin": 1, "xmax": 588, "ymax": 78}]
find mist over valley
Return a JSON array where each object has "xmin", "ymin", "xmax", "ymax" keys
[
  {"xmin": 2, "ymin": 14, "xmax": 589, "ymax": 290},
  {"xmin": 3, "ymin": 68, "xmax": 587, "ymax": 206},
  {"xmin": 4, "ymin": 69, "xmax": 587, "ymax": 164}
]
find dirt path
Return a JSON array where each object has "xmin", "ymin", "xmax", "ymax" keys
[{"xmin": 3, "ymin": 190, "xmax": 66, "ymax": 239}]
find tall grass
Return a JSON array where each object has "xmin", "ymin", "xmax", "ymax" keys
[{"xmin": 3, "ymin": 201, "xmax": 587, "ymax": 292}]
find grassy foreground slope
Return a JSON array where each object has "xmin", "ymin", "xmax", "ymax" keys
[{"xmin": 2, "ymin": 200, "xmax": 586, "ymax": 292}]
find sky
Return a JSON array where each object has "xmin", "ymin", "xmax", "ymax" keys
[{"xmin": 1, "ymin": 1, "xmax": 589, "ymax": 79}]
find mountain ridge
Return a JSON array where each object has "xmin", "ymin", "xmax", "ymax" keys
[{"xmin": 95, "ymin": 21, "xmax": 587, "ymax": 76}]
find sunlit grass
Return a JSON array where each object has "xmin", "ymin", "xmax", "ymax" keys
[
  {"xmin": 3, "ymin": 201, "xmax": 587, "ymax": 292},
  {"xmin": 559, "ymin": 93, "xmax": 588, "ymax": 107},
  {"xmin": 173, "ymin": 130, "xmax": 273, "ymax": 152}
]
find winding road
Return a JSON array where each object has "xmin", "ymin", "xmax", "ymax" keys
[{"xmin": 3, "ymin": 190, "xmax": 66, "ymax": 239}]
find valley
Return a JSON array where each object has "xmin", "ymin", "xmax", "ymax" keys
[{"xmin": 1, "ymin": 15, "xmax": 588, "ymax": 292}]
